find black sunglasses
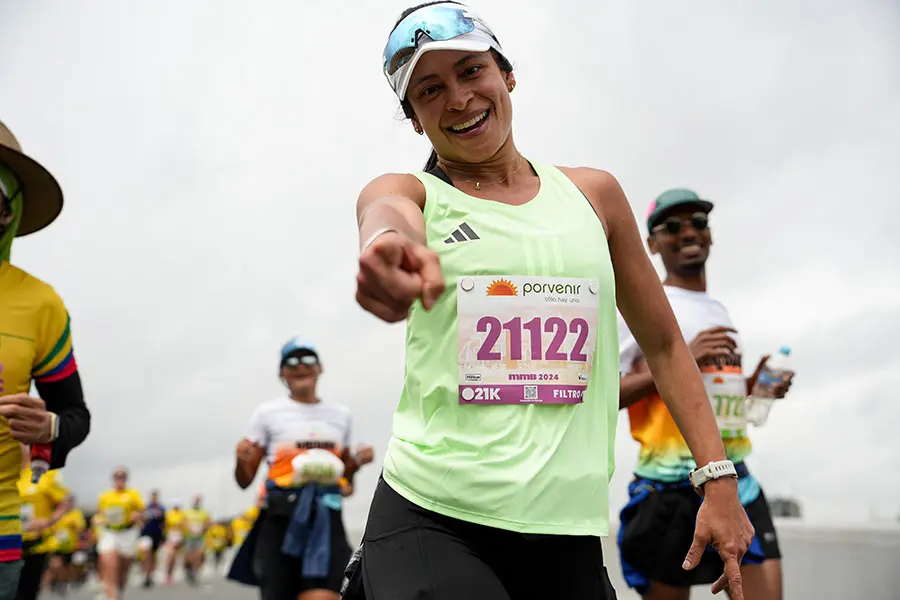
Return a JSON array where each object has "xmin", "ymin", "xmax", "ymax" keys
[
  {"xmin": 652, "ymin": 212, "xmax": 709, "ymax": 235},
  {"xmin": 283, "ymin": 354, "xmax": 319, "ymax": 368}
]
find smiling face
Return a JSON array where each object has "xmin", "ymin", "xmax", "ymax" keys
[
  {"xmin": 279, "ymin": 349, "xmax": 322, "ymax": 395},
  {"xmin": 647, "ymin": 206, "xmax": 713, "ymax": 276},
  {"xmin": 405, "ymin": 49, "xmax": 515, "ymax": 164}
]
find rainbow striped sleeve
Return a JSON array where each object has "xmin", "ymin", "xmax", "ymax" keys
[
  {"xmin": 32, "ymin": 312, "xmax": 78, "ymax": 384},
  {"xmin": 0, "ymin": 516, "xmax": 22, "ymax": 562}
]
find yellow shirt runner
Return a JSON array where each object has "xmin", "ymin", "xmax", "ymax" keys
[{"xmin": 17, "ymin": 468, "xmax": 68, "ymax": 556}]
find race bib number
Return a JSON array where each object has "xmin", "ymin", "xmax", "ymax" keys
[
  {"xmin": 189, "ymin": 522, "xmax": 203, "ymax": 536},
  {"xmin": 457, "ymin": 276, "xmax": 599, "ymax": 405},
  {"xmin": 105, "ymin": 506, "xmax": 125, "ymax": 526},
  {"xmin": 701, "ymin": 357, "xmax": 747, "ymax": 438},
  {"xmin": 20, "ymin": 504, "xmax": 34, "ymax": 524},
  {"xmin": 57, "ymin": 530, "xmax": 71, "ymax": 543}
]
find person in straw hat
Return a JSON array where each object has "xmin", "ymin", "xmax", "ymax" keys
[{"xmin": 0, "ymin": 120, "xmax": 91, "ymax": 600}]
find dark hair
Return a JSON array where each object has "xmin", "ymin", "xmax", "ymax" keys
[{"xmin": 392, "ymin": 1, "xmax": 514, "ymax": 171}]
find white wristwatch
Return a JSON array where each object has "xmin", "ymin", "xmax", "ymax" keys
[{"xmin": 689, "ymin": 460, "xmax": 738, "ymax": 490}]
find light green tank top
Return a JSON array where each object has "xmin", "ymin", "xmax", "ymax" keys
[{"xmin": 382, "ymin": 160, "xmax": 619, "ymax": 536}]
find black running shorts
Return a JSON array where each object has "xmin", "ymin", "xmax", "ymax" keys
[
  {"xmin": 344, "ymin": 478, "xmax": 618, "ymax": 600},
  {"xmin": 253, "ymin": 506, "xmax": 351, "ymax": 599},
  {"xmin": 618, "ymin": 472, "xmax": 781, "ymax": 594}
]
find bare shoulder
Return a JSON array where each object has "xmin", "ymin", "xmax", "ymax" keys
[
  {"xmin": 358, "ymin": 172, "xmax": 427, "ymax": 213},
  {"xmin": 557, "ymin": 167, "xmax": 629, "ymax": 235},
  {"xmin": 557, "ymin": 166, "xmax": 623, "ymax": 197}
]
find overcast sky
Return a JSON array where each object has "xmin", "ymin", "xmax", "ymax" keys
[{"xmin": 1, "ymin": 0, "xmax": 898, "ymax": 528}]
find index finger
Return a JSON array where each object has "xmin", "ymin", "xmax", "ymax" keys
[
  {"xmin": 411, "ymin": 249, "xmax": 445, "ymax": 310},
  {"xmin": 723, "ymin": 557, "xmax": 744, "ymax": 600}
]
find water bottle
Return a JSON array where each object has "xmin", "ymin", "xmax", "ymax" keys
[
  {"xmin": 746, "ymin": 346, "xmax": 794, "ymax": 427},
  {"xmin": 30, "ymin": 444, "xmax": 52, "ymax": 483}
]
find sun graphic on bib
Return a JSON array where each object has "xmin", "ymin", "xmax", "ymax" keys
[{"xmin": 485, "ymin": 279, "xmax": 518, "ymax": 296}]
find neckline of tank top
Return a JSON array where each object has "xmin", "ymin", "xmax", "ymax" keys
[{"xmin": 425, "ymin": 159, "xmax": 546, "ymax": 208}]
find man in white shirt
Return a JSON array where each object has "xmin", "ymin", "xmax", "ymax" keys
[{"xmin": 616, "ymin": 189, "xmax": 794, "ymax": 600}]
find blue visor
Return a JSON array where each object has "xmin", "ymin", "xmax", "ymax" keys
[
  {"xmin": 383, "ymin": 5, "xmax": 477, "ymax": 76},
  {"xmin": 280, "ymin": 336, "xmax": 318, "ymax": 361}
]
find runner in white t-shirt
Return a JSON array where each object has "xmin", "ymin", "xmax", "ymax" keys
[
  {"xmin": 232, "ymin": 337, "xmax": 374, "ymax": 600},
  {"xmin": 616, "ymin": 189, "xmax": 795, "ymax": 600}
]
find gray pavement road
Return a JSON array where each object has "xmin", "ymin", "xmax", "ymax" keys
[
  {"xmin": 60, "ymin": 519, "xmax": 900, "ymax": 600},
  {"xmin": 65, "ymin": 578, "xmax": 256, "ymax": 600}
]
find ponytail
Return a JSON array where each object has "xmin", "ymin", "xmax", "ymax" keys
[{"xmin": 423, "ymin": 148, "xmax": 439, "ymax": 172}]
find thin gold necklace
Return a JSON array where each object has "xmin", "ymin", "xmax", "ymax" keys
[{"xmin": 439, "ymin": 157, "xmax": 525, "ymax": 190}]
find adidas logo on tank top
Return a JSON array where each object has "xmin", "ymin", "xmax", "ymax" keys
[{"xmin": 444, "ymin": 222, "xmax": 480, "ymax": 244}]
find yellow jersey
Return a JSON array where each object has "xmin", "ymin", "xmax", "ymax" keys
[
  {"xmin": 164, "ymin": 509, "xmax": 186, "ymax": 537},
  {"xmin": 183, "ymin": 508, "xmax": 210, "ymax": 539},
  {"xmin": 230, "ymin": 517, "xmax": 251, "ymax": 547},
  {"xmin": 51, "ymin": 508, "xmax": 85, "ymax": 554},
  {"xmin": 17, "ymin": 468, "xmax": 68, "ymax": 555},
  {"xmin": 204, "ymin": 523, "xmax": 228, "ymax": 551},
  {"xmin": 96, "ymin": 489, "xmax": 144, "ymax": 530},
  {"xmin": 229, "ymin": 505, "xmax": 258, "ymax": 547},
  {"xmin": 0, "ymin": 263, "xmax": 76, "ymax": 561}
]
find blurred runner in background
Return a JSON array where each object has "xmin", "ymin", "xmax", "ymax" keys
[
  {"xmin": 230, "ymin": 337, "xmax": 373, "ymax": 600},
  {"xmin": 95, "ymin": 467, "xmax": 144, "ymax": 600},
  {"xmin": 204, "ymin": 519, "xmax": 230, "ymax": 573},
  {"xmin": 43, "ymin": 494, "xmax": 85, "ymax": 595},
  {"xmin": 181, "ymin": 495, "xmax": 210, "ymax": 586},
  {"xmin": 162, "ymin": 499, "xmax": 186, "ymax": 585},
  {"xmin": 15, "ymin": 445, "xmax": 67, "ymax": 600},
  {"xmin": 139, "ymin": 489, "xmax": 166, "ymax": 588}
]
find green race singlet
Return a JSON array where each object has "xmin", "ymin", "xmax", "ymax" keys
[{"xmin": 382, "ymin": 160, "xmax": 619, "ymax": 536}]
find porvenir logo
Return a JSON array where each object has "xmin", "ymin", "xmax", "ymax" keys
[{"xmin": 486, "ymin": 279, "xmax": 518, "ymax": 296}]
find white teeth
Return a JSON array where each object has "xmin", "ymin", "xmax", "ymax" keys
[
  {"xmin": 681, "ymin": 244, "xmax": 701, "ymax": 252},
  {"xmin": 451, "ymin": 111, "xmax": 488, "ymax": 131}
]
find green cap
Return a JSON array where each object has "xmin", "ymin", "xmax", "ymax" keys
[{"xmin": 646, "ymin": 188, "xmax": 714, "ymax": 231}]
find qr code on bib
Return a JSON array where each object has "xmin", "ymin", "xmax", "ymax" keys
[{"xmin": 524, "ymin": 386, "xmax": 538, "ymax": 401}]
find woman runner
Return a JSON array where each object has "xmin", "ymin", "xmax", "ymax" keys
[{"xmin": 347, "ymin": 3, "xmax": 755, "ymax": 599}]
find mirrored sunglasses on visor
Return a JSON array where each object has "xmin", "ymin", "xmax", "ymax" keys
[{"xmin": 383, "ymin": 3, "xmax": 507, "ymax": 100}]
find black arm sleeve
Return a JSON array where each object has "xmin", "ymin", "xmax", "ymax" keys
[{"xmin": 34, "ymin": 371, "xmax": 91, "ymax": 469}]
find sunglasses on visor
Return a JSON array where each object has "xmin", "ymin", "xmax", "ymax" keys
[
  {"xmin": 652, "ymin": 212, "xmax": 709, "ymax": 235},
  {"xmin": 384, "ymin": 5, "xmax": 479, "ymax": 76}
]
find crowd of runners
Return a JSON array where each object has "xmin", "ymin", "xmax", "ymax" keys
[
  {"xmin": 0, "ymin": 2, "xmax": 800, "ymax": 600},
  {"xmin": 10, "ymin": 460, "xmax": 264, "ymax": 599}
]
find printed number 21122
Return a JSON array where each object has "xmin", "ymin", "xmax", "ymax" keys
[{"xmin": 476, "ymin": 316, "xmax": 589, "ymax": 362}]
